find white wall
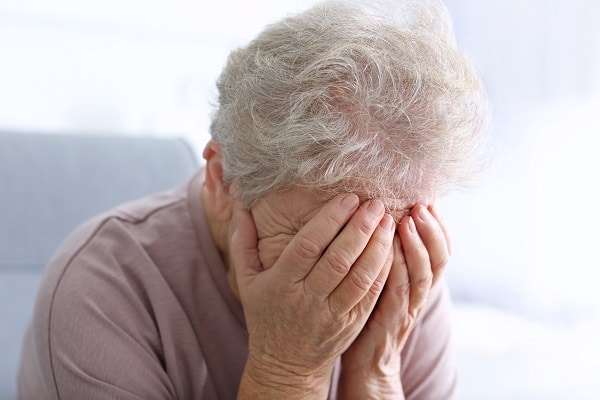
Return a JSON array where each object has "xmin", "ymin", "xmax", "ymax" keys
[
  {"xmin": 441, "ymin": 0, "xmax": 600, "ymax": 322},
  {"xmin": 2, "ymin": 1, "xmax": 599, "ymax": 398},
  {"xmin": 0, "ymin": 0, "xmax": 320, "ymax": 155},
  {"xmin": 2, "ymin": 0, "xmax": 598, "ymax": 154}
]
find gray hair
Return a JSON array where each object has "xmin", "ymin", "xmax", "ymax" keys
[{"xmin": 210, "ymin": 0, "xmax": 491, "ymax": 207}]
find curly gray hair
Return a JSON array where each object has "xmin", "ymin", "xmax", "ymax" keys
[{"xmin": 210, "ymin": 0, "xmax": 491, "ymax": 207}]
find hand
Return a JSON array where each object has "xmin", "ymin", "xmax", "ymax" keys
[
  {"xmin": 230, "ymin": 194, "xmax": 396, "ymax": 399},
  {"xmin": 337, "ymin": 204, "xmax": 451, "ymax": 400}
]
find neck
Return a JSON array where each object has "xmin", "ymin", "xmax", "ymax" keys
[{"xmin": 200, "ymin": 184, "xmax": 241, "ymax": 300}]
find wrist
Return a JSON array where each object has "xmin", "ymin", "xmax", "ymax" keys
[
  {"xmin": 338, "ymin": 367, "xmax": 403, "ymax": 400},
  {"xmin": 338, "ymin": 350, "xmax": 403, "ymax": 400},
  {"xmin": 238, "ymin": 351, "xmax": 333, "ymax": 400}
]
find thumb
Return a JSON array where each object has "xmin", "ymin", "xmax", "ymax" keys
[{"xmin": 229, "ymin": 205, "xmax": 263, "ymax": 286}]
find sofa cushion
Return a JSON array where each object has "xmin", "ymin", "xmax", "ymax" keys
[{"xmin": 0, "ymin": 131, "xmax": 199, "ymax": 398}]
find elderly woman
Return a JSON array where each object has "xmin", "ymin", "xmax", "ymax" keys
[{"xmin": 17, "ymin": 0, "xmax": 489, "ymax": 399}]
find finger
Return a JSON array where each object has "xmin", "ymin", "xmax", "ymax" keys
[
  {"xmin": 305, "ymin": 200, "xmax": 385, "ymax": 300},
  {"xmin": 398, "ymin": 215, "xmax": 432, "ymax": 319},
  {"xmin": 428, "ymin": 204, "xmax": 452, "ymax": 256},
  {"xmin": 387, "ymin": 234, "xmax": 414, "ymax": 343},
  {"xmin": 354, "ymin": 236, "xmax": 395, "ymax": 321},
  {"xmin": 369, "ymin": 234, "xmax": 410, "ymax": 328},
  {"xmin": 412, "ymin": 204, "xmax": 450, "ymax": 286},
  {"xmin": 229, "ymin": 205, "xmax": 262, "ymax": 286},
  {"xmin": 328, "ymin": 212, "xmax": 395, "ymax": 315},
  {"xmin": 274, "ymin": 193, "xmax": 359, "ymax": 282},
  {"xmin": 387, "ymin": 235, "xmax": 410, "ymax": 316}
]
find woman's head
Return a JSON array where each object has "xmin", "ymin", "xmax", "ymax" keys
[{"xmin": 209, "ymin": 0, "xmax": 490, "ymax": 208}]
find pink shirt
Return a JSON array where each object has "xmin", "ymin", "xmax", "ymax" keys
[{"xmin": 16, "ymin": 170, "xmax": 457, "ymax": 399}]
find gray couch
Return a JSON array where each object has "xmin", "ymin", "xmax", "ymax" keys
[{"xmin": 0, "ymin": 131, "xmax": 199, "ymax": 398}]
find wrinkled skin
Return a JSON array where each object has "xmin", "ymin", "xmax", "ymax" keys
[{"xmin": 228, "ymin": 187, "xmax": 450, "ymax": 399}]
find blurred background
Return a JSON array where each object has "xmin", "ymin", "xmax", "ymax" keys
[{"xmin": 1, "ymin": 0, "xmax": 599, "ymax": 398}]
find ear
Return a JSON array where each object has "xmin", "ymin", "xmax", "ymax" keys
[{"xmin": 202, "ymin": 140, "xmax": 234, "ymax": 221}]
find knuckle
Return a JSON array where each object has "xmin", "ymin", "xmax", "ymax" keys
[
  {"xmin": 324, "ymin": 248, "xmax": 354, "ymax": 275},
  {"xmin": 393, "ymin": 280, "xmax": 411, "ymax": 297},
  {"xmin": 325, "ymin": 212, "xmax": 346, "ymax": 229},
  {"xmin": 373, "ymin": 235, "xmax": 393, "ymax": 257},
  {"xmin": 432, "ymin": 253, "xmax": 449, "ymax": 272},
  {"xmin": 329, "ymin": 299, "xmax": 363, "ymax": 324},
  {"xmin": 369, "ymin": 277, "xmax": 386, "ymax": 295},
  {"xmin": 354, "ymin": 216, "xmax": 377, "ymax": 237},
  {"xmin": 414, "ymin": 273, "xmax": 433, "ymax": 290},
  {"xmin": 294, "ymin": 235, "xmax": 322, "ymax": 259},
  {"xmin": 349, "ymin": 270, "xmax": 374, "ymax": 292}
]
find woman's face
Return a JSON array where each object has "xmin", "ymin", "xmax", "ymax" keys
[
  {"xmin": 250, "ymin": 187, "xmax": 326, "ymax": 270},
  {"xmin": 250, "ymin": 187, "xmax": 425, "ymax": 270}
]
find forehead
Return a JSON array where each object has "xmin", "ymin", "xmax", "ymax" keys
[{"xmin": 259, "ymin": 186, "xmax": 418, "ymax": 229}]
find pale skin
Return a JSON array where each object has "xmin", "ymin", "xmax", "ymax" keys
[{"xmin": 201, "ymin": 141, "xmax": 451, "ymax": 399}]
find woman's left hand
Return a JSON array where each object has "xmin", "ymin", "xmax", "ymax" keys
[{"xmin": 337, "ymin": 204, "xmax": 451, "ymax": 399}]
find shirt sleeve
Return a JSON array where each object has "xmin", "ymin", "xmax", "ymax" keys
[
  {"xmin": 27, "ymin": 219, "xmax": 177, "ymax": 400},
  {"xmin": 400, "ymin": 281, "xmax": 459, "ymax": 400}
]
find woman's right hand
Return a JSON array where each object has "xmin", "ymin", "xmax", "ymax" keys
[{"xmin": 229, "ymin": 194, "xmax": 396, "ymax": 399}]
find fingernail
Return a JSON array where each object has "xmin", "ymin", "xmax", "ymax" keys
[
  {"xmin": 380, "ymin": 213, "xmax": 394, "ymax": 231},
  {"xmin": 341, "ymin": 194, "xmax": 359, "ymax": 211},
  {"xmin": 414, "ymin": 205, "xmax": 430, "ymax": 222},
  {"xmin": 367, "ymin": 200, "xmax": 384, "ymax": 216}
]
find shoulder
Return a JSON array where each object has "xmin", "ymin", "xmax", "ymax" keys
[
  {"xmin": 24, "ymin": 184, "xmax": 200, "ymax": 398},
  {"xmin": 49, "ymin": 182, "xmax": 195, "ymax": 285}
]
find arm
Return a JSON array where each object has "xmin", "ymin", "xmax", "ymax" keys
[{"xmin": 30, "ymin": 221, "xmax": 176, "ymax": 400}]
